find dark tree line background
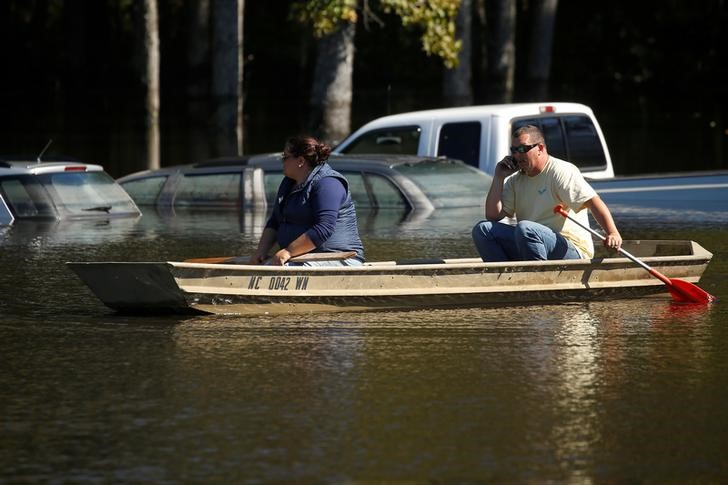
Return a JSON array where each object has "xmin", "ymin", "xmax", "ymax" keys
[{"xmin": 0, "ymin": 0, "xmax": 726, "ymax": 178}]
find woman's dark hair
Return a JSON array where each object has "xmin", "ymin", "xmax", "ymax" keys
[{"xmin": 285, "ymin": 135, "xmax": 332, "ymax": 167}]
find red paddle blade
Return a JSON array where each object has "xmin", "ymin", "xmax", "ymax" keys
[{"xmin": 667, "ymin": 278, "xmax": 716, "ymax": 304}]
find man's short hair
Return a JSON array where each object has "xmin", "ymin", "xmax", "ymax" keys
[{"xmin": 513, "ymin": 125, "xmax": 545, "ymax": 145}]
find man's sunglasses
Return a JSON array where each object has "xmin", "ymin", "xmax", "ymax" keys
[{"xmin": 510, "ymin": 143, "xmax": 539, "ymax": 154}]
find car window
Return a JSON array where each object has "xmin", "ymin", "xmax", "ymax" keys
[
  {"xmin": 0, "ymin": 178, "xmax": 55, "ymax": 217},
  {"xmin": 340, "ymin": 172, "xmax": 372, "ymax": 208},
  {"xmin": 512, "ymin": 115, "xmax": 606, "ymax": 171},
  {"xmin": 48, "ymin": 172, "xmax": 139, "ymax": 214},
  {"xmin": 437, "ymin": 122, "xmax": 481, "ymax": 167},
  {"xmin": 263, "ymin": 172, "xmax": 283, "ymax": 203},
  {"xmin": 0, "ymin": 194, "xmax": 13, "ymax": 225},
  {"xmin": 364, "ymin": 174, "xmax": 408, "ymax": 208},
  {"xmin": 393, "ymin": 161, "xmax": 490, "ymax": 207},
  {"xmin": 120, "ymin": 176, "xmax": 167, "ymax": 205},
  {"xmin": 262, "ymin": 170, "xmax": 405, "ymax": 210},
  {"xmin": 174, "ymin": 173, "xmax": 241, "ymax": 207},
  {"xmin": 339, "ymin": 126, "xmax": 421, "ymax": 155}
]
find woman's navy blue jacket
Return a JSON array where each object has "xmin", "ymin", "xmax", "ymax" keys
[{"xmin": 265, "ymin": 163, "xmax": 365, "ymax": 261}]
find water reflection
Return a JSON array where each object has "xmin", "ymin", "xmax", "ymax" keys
[
  {"xmin": 549, "ymin": 305, "xmax": 601, "ymax": 477},
  {"xmin": 1, "ymin": 201, "xmax": 727, "ymax": 481}
]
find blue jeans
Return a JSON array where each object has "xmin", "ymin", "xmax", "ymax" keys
[{"xmin": 472, "ymin": 220, "xmax": 582, "ymax": 262}]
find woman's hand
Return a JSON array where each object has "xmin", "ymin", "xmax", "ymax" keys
[{"xmin": 270, "ymin": 248, "xmax": 292, "ymax": 266}]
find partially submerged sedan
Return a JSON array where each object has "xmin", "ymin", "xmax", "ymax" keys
[
  {"xmin": 0, "ymin": 159, "xmax": 141, "ymax": 225},
  {"xmin": 117, "ymin": 153, "xmax": 492, "ymax": 212}
]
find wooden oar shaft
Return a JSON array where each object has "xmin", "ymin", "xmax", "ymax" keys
[
  {"xmin": 184, "ymin": 250, "xmax": 357, "ymax": 264},
  {"xmin": 290, "ymin": 251, "xmax": 357, "ymax": 262},
  {"xmin": 184, "ymin": 256, "xmax": 232, "ymax": 264}
]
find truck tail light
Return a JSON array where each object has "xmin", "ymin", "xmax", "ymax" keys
[
  {"xmin": 539, "ymin": 105, "xmax": 555, "ymax": 113},
  {"xmin": 64, "ymin": 166, "xmax": 87, "ymax": 172}
]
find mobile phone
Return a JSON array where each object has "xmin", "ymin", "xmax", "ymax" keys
[{"xmin": 502, "ymin": 156, "xmax": 516, "ymax": 171}]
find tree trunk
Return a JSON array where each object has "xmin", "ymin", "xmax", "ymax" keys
[
  {"xmin": 443, "ymin": 0, "xmax": 474, "ymax": 107},
  {"xmin": 212, "ymin": 0, "xmax": 244, "ymax": 156},
  {"xmin": 308, "ymin": 20, "xmax": 355, "ymax": 144},
  {"xmin": 525, "ymin": 0, "xmax": 558, "ymax": 101},
  {"xmin": 186, "ymin": 0, "xmax": 212, "ymax": 162},
  {"xmin": 472, "ymin": 0, "xmax": 488, "ymax": 103},
  {"xmin": 486, "ymin": 0, "xmax": 516, "ymax": 103},
  {"xmin": 143, "ymin": 0, "xmax": 160, "ymax": 170}
]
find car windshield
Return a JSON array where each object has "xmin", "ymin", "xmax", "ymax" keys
[
  {"xmin": 41, "ymin": 171, "xmax": 139, "ymax": 216},
  {"xmin": 393, "ymin": 161, "xmax": 491, "ymax": 207}
]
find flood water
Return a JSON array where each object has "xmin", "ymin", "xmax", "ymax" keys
[{"xmin": 2, "ymin": 204, "xmax": 728, "ymax": 482}]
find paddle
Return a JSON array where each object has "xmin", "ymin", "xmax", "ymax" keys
[
  {"xmin": 184, "ymin": 250, "xmax": 357, "ymax": 265},
  {"xmin": 553, "ymin": 205, "xmax": 716, "ymax": 304}
]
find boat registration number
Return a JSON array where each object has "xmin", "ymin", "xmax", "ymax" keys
[{"xmin": 248, "ymin": 276, "xmax": 310, "ymax": 291}]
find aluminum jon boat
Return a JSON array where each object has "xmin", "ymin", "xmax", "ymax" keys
[{"xmin": 67, "ymin": 240, "xmax": 713, "ymax": 315}]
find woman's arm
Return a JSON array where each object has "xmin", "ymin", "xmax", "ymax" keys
[
  {"xmin": 270, "ymin": 177, "xmax": 346, "ymax": 265},
  {"xmin": 305, "ymin": 177, "xmax": 345, "ymax": 245},
  {"xmin": 270, "ymin": 232, "xmax": 317, "ymax": 265},
  {"xmin": 249, "ymin": 227, "xmax": 278, "ymax": 264}
]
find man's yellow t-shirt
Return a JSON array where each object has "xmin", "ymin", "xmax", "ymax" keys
[{"xmin": 501, "ymin": 156, "xmax": 597, "ymax": 258}]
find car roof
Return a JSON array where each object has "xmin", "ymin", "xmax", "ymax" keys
[
  {"xmin": 337, "ymin": 102, "xmax": 594, "ymax": 129},
  {"xmin": 247, "ymin": 153, "xmax": 470, "ymax": 170},
  {"xmin": 118, "ymin": 153, "xmax": 475, "ymax": 181},
  {"xmin": 0, "ymin": 159, "xmax": 105, "ymax": 175}
]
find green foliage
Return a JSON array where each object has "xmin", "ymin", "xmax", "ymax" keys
[
  {"xmin": 380, "ymin": 0, "xmax": 462, "ymax": 68},
  {"xmin": 292, "ymin": 0, "xmax": 358, "ymax": 38},
  {"xmin": 293, "ymin": 0, "xmax": 462, "ymax": 68}
]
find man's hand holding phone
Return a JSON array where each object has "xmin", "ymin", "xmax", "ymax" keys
[{"xmin": 496, "ymin": 156, "xmax": 518, "ymax": 177}]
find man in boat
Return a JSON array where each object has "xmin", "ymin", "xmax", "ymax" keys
[
  {"xmin": 472, "ymin": 125, "xmax": 622, "ymax": 261},
  {"xmin": 249, "ymin": 135, "xmax": 365, "ymax": 266}
]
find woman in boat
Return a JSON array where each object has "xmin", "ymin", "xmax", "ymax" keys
[
  {"xmin": 249, "ymin": 135, "xmax": 365, "ymax": 266},
  {"xmin": 472, "ymin": 124, "xmax": 622, "ymax": 261}
]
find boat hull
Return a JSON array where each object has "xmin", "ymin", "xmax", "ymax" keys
[{"xmin": 67, "ymin": 240, "xmax": 713, "ymax": 315}]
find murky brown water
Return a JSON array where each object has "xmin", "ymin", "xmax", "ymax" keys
[{"xmin": 1, "ymin": 206, "xmax": 727, "ymax": 482}]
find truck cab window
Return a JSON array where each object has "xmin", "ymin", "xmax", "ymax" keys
[
  {"xmin": 437, "ymin": 122, "xmax": 481, "ymax": 167},
  {"xmin": 338, "ymin": 126, "xmax": 421, "ymax": 155},
  {"xmin": 563, "ymin": 115, "xmax": 607, "ymax": 171},
  {"xmin": 512, "ymin": 115, "xmax": 606, "ymax": 172}
]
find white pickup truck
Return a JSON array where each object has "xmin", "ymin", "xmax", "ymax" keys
[
  {"xmin": 333, "ymin": 102, "xmax": 615, "ymax": 179},
  {"xmin": 334, "ymin": 102, "xmax": 728, "ymax": 215}
]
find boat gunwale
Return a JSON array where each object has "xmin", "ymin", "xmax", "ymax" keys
[
  {"xmin": 67, "ymin": 241, "xmax": 712, "ymax": 275},
  {"xmin": 168, "ymin": 241, "xmax": 711, "ymax": 274}
]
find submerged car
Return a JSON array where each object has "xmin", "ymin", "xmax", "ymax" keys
[
  {"xmin": 0, "ymin": 159, "xmax": 141, "ymax": 225},
  {"xmin": 117, "ymin": 153, "xmax": 492, "ymax": 212}
]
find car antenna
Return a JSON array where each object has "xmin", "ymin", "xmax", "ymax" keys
[{"xmin": 37, "ymin": 139, "xmax": 53, "ymax": 163}]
